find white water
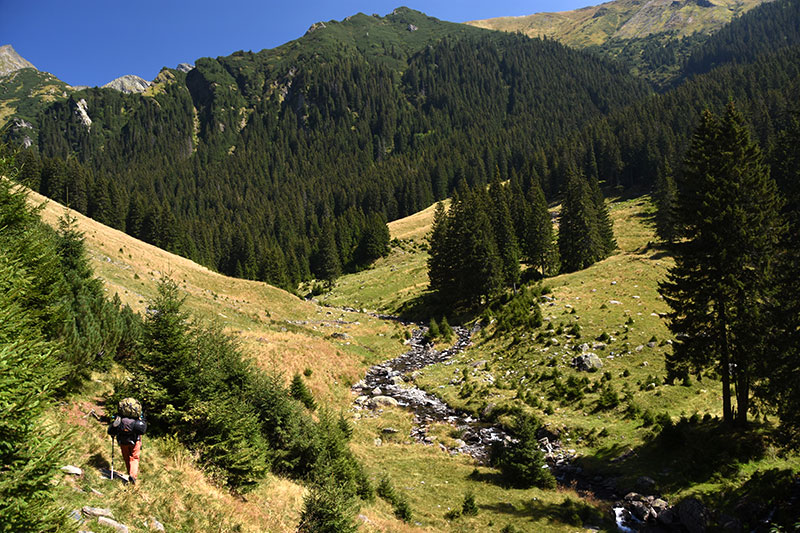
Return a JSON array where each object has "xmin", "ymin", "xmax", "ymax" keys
[{"xmin": 614, "ymin": 507, "xmax": 639, "ymax": 533}]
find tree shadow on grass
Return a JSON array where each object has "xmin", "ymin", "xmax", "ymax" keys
[
  {"xmin": 480, "ymin": 496, "xmax": 613, "ymax": 530},
  {"xmin": 580, "ymin": 417, "xmax": 770, "ymax": 495}
]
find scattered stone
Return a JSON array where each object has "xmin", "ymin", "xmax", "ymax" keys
[
  {"xmin": 62, "ymin": 465, "xmax": 83, "ymax": 476},
  {"xmin": 572, "ymin": 353, "xmax": 603, "ymax": 372},
  {"xmin": 635, "ymin": 345, "xmax": 644, "ymax": 352},
  {"xmin": 381, "ymin": 427, "xmax": 399, "ymax": 434},
  {"xmin": 481, "ymin": 403, "xmax": 496, "ymax": 418},
  {"xmin": 371, "ymin": 387, "xmax": 382, "ymax": 396},
  {"xmin": 636, "ymin": 476, "xmax": 657, "ymax": 492},
  {"xmin": 471, "ymin": 359, "xmax": 488, "ymax": 369},
  {"xmin": 82, "ymin": 506, "xmax": 113, "ymax": 518},
  {"xmin": 146, "ymin": 517, "xmax": 166, "ymax": 532},
  {"xmin": 330, "ymin": 332, "xmax": 351, "ymax": 340},
  {"xmin": 97, "ymin": 516, "xmax": 129, "ymax": 533},
  {"xmin": 609, "ymin": 300, "xmax": 622, "ymax": 304},
  {"xmin": 69, "ymin": 509, "xmax": 83, "ymax": 522},
  {"xmin": 369, "ymin": 396, "xmax": 398, "ymax": 408},
  {"xmin": 676, "ymin": 497, "xmax": 708, "ymax": 533},
  {"xmin": 374, "ymin": 438, "xmax": 382, "ymax": 447},
  {"xmin": 647, "ymin": 341, "xmax": 657, "ymax": 348},
  {"xmin": 90, "ymin": 488, "xmax": 104, "ymax": 497},
  {"xmin": 579, "ymin": 343, "xmax": 591, "ymax": 352}
]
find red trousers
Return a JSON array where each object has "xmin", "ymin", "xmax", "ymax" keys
[{"xmin": 119, "ymin": 440, "xmax": 141, "ymax": 480}]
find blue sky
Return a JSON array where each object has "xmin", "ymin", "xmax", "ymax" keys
[{"xmin": 1, "ymin": 0, "xmax": 593, "ymax": 87}]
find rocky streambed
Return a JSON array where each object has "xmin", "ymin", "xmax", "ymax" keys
[
  {"xmin": 351, "ymin": 325, "xmax": 704, "ymax": 532},
  {"xmin": 351, "ymin": 326, "xmax": 510, "ymax": 462}
]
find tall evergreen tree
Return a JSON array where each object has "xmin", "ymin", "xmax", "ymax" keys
[
  {"xmin": 427, "ymin": 201, "xmax": 452, "ymax": 295},
  {"xmin": 764, "ymin": 114, "xmax": 800, "ymax": 438},
  {"xmin": 558, "ymin": 168, "xmax": 602, "ymax": 273},
  {"xmin": 524, "ymin": 181, "xmax": 558, "ymax": 276},
  {"xmin": 653, "ymin": 160, "xmax": 679, "ymax": 244},
  {"xmin": 659, "ymin": 104, "xmax": 784, "ymax": 426},
  {"xmin": 488, "ymin": 180, "xmax": 521, "ymax": 290}
]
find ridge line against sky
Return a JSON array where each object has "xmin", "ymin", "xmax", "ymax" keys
[{"xmin": 1, "ymin": 0, "xmax": 591, "ymax": 87}]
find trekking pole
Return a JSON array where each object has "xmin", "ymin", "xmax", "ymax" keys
[{"xmin": 110, "ymin": 435, "xmax": 115, "ymax": 480}]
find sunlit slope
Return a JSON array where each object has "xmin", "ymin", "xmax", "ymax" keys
[
  {"xmin": 467, "ymin": 0, "xmax": 770, "ymax": 47},
  {"xmin": 30, "ymin": 189, "xmax": 409, "ymax": 405}
]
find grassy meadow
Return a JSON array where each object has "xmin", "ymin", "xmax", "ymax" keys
[{"xmin": 34, "ymin": 188, "xmax": 799, "ymax": 532}]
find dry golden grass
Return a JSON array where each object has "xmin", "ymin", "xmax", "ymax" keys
[
  {"xmin": 27, "ymin": 189, "xmax": 408, "ymax": 409},
  {"xmin": 388, "ymin": 199, "xmax": 449, "ymax": 242},
  {"xmin": 467, "ymin": 0, "xmax": 769, "ymax": 47}
]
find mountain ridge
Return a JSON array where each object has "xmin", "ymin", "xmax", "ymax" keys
[
  {"xmin": 467, "ymin": 0, "xmax": 772, "ymax": 48},
  {"xmin": 0, "ymin": 44, "xmax": 36, "ymax": 76}
]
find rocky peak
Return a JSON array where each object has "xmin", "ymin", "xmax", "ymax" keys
[
  {"xmin": 176, "ymin": 63, "xmax": 194, "ymax": 73},
  {"xmin": 0, "ymin": 44, "xmax": 36, "ymax": 77},
  {"xmin": 102, "ymin": 74, "xmax": 151, "ymax": 94}
]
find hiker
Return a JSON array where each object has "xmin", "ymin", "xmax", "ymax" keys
[{"xmin": 108, "ymin": 398, "xmax": 147, "ymax": 484}]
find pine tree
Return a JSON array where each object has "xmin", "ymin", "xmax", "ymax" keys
[
  {"xmin": 524, "ymin": 181, "xmax": 558, "ymax": 276},
  {"xmin": 659, "ymin": 104, "xmax": 783, "ymax": 426},
  {"xmin": 587, "ymin": 172, "xmax": 616, "ymax": 256},
  {"xmin": 653, "ymin": 160, "xmax": 679, "ymax": 244},
  {"xmin": 290, "ymin": 373, "xmax": 317, "ymax": 411},
  {"xmin": 558, "ymin": 168, "xmax": 602, "ymax": 273},
  {"xmin": 488, "ymin": 179, "xmax": 521, "ymax": 290},
  {"xmin": 427, "ymin": 201, "xmax": 452, "ymax": 295},
  {"xmin": 764, "ymin": 114, "xmax": 800, "ymax": 438}
]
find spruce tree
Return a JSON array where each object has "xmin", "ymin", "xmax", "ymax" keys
[
  {"xmin": 764, "ymin": 114, "xmax": 800, "ymax": 438},
  {"xmin": 558, "ymin": 168, "xmax": 602, "ymax": 273},
  {"xmin": 653, "ymin": 160, "xmax": 679, "ymax": 244},
  {"xmin": 659, "ymin": 104, "xmax": 783, "ymax": 426},
  {"xmin": 427, "ymin": 201, "xmax": 452, "ymax": 295},
  {"xmin": 524, "ymin": 181, "xmax": 558, "ymax": 276},
  {"xmin": 488, "ymin": 180, "xmax": 521, "ymax": 289},
  {"xmin": 587, "ymin": 172, "xmax": 616, "ymax": 256}
]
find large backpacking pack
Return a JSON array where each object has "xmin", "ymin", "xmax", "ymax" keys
[{"xmin": 118, "ymin": 397, "xmax": 142, "ymax": 419}]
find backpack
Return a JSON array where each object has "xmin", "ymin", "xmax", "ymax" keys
[{"xmin": 118, "ymin": 397, "xmax": 142, "ymax": 419}]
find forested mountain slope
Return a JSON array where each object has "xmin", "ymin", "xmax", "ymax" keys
[{"xmin": 5, "ymin": 8, "xmax": 648, "ymax": 289}]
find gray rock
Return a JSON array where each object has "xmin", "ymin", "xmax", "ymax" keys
[
  {"xmin": 97, "ymin": 516, "xmax": 129, "ymax": 533},
  {"xmin": 62, "ymin": 465, "xmax": 83, "ymax": 476},
  {"xmin": 572, "ymin": 352, "xmax": 603, "ymax": 371},
  {"xmin": 176, "ymin": 63, "xmax": 194, "ymax": 73},
  {"xmin": 82, "ymin": 506, "xmax": 113, "ymax": 518},
  {"xmin": 102, "ymin": 75, "xmax": 151, "ymax": 94},
  {"xmin": 69, "ymin": 509, "xmax": 83, "ymax": 522},
  {"xmin": 629, "ymin": 500, "xmax": 649, "ymax": 521},
  {"xmin": 0, "ymin": 44, "xmax": 37, "ymax": 76},
  {"xmin": 676, "ymin": 497, "xmax": 708, "ymax": 533},
  {"xmin": 381, "ymin": 427, "xmax": 399, "ymax": 434},
  {"xmin": 657, "ymin": 507, "xmax": 677, "ymax": 525},
  {"xmin": 369, "ymin": 396, "xmax": 398, "ymax": 407},
  {"xmin": 373, "ymin": 438, "xmax": 382, "ymax": 447},
  {"xmin": 482, "ymin": 402, "xmax": 497, "ymax": 418},
  {"xmin": 371, "ymin": 387, "xmax": 382, "ymax": 396},
  {"xmin": 331, "ymin": 332, "xmax": 351, "ymax": 339},
  {"xmin": 636, "ymin": 475, "xmax": 657, "ymax": 492},
  {"xmin": 147, "ymin": 517, "xmax": 166, "ymax": 531}
]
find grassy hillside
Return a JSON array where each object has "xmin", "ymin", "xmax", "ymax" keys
[
  {"xmin": 34, "ymin": 187, "xmax": 799, "ymax": 531},
  {"xmin": 327, "ymin": 192, "xmax": 800, "ymax": 529},
  {"xmin": 467, "ymin": 0, "xmax": 770, "ymax": 48}
]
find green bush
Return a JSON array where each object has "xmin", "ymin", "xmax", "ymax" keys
[
  {"xmin": 492, "ymin": 412, "xmax": 556, "ymax": 489},
  {"xmin": 462, "ymin": 491, "xmax": 479, "ymax": 516},
  {"xmin": 291, "ymin": 373, "xmax": 317, "ymax": 411}
]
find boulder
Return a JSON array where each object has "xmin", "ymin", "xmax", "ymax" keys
[
  {"xmin": 147, "ymin": 517, "xmax": 166, "ymax": 532},
  {"xmin": 572, "ymin": 353, "xmax": 603, "ymax": 371},
  {"xmin": 369, "ymin": 396, "xmax": 398, "ymax": 408},
  {"xmin": 62, "ymin": 465, "xmax": 83, "ymax": 476},
  {"xmin": 635, "ymin": 475, "xmax": 657, "ymax": 492},
  {"xmin": 97, "ymin": 516, "xmax": 129, "ymax": 533},
  {"xmin": 82, "ymin": 506, "xmax": 113, "ymax": 518},
  {"xmin": 676, "ymin": 497, "xmax": 708, "ymax": 533}
]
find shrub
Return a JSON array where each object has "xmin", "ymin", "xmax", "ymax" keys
[
  {"xmin": 462, "ymin": 491, "xmax": 479, "ymax": 516},
  {"xmin": 492, "ymin": 413, "xmax": 556, "ymax": 489},
  {"xmin": 291, "ymin": 373, "xmax": 317, "ymax": 411},
  {"xmin": 440, "ymin": 316, "xmax": 454, "ymax": 341},
  {"xmin": 596, "ymin": 384, "xmax": 620, "ymax": 411}
]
